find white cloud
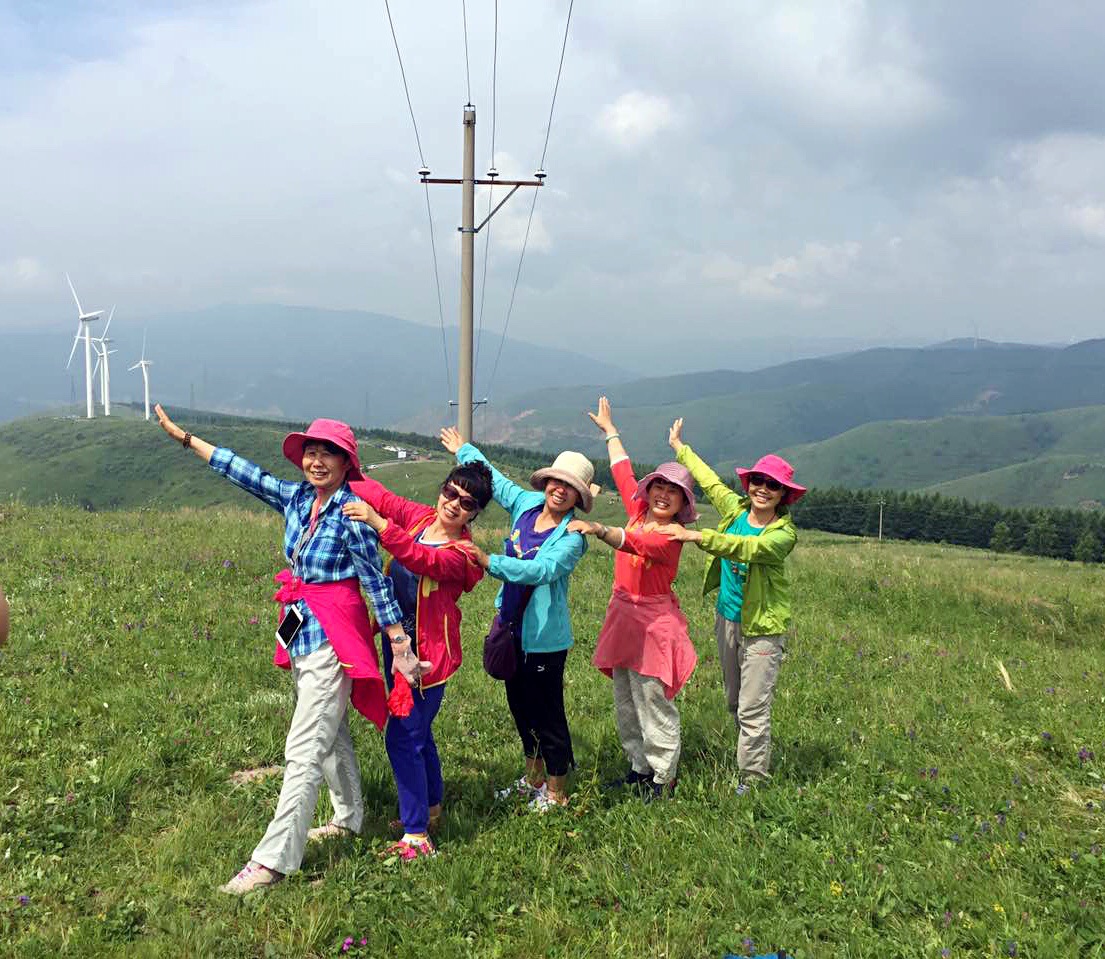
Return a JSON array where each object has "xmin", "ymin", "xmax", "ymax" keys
[
  {"xmin": 0, "ymin": 256, "xmax": 48, "ymax": 292},
  {"xmin": 597, "ymin": 91, "xmax": 675, "ymax": 148},
  {"xmin": 700, "ymin": 241, "xmax": 861, "ymax": 307}
]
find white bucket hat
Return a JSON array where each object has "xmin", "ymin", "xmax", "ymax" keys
[{"xmin": 530, "ymin": 451, "xmax": 597, "ymax": 513}]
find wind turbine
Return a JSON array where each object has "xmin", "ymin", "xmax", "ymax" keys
[
  {"xmin": 92, "ymin": 307, "xmax": 116, "ymax": 416},
  {"xmin": 64, "ymin": 274, "xmax": 105, "ymax": 419},
  {"xmin": 129, "ymin": 329, "xmax": 153, "ymax": 421}
]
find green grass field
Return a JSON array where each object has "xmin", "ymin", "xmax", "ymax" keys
[{"xmin": 1, "ymin": 497, "xmax": 1103, "ymax": 958}]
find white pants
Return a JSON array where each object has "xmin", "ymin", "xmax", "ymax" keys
[
  {"xmin": 612, "ymin": 668, "xmax": 681, "ymax": 785},
  {"xmin": 251, "ymin": 643, "xmax": 364, "ymax": 874},
  {"xmin": 715, "ymin": 615, "xmax": 784, "ymax": 779}
]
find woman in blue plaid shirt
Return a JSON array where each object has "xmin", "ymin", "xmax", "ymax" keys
[{"xmin": 155, "ymin": 405, "xmax": 419, "ymax": 895}]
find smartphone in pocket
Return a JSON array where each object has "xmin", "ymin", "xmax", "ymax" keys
[{"xmin": 276, "ymin": 605, "xmax": 305, "ymax": 650}]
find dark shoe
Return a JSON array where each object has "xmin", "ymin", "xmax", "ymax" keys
[
  {"xmin": 642, "ymin": 778, "xmax": 676, "ymax": 803},
  {"xmin": 603, "ymin": 768, "xmax": 653, "ymax": 792}
]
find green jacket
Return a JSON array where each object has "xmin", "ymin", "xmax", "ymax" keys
[{"xmin": 676, "ymin": 444, "xmax": 797, "ymax": 637}]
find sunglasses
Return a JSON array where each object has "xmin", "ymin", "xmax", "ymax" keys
[
  {"xmin": 747, "ymin": 472, "xmax": 783, "ymax": 492},
  {"xmin": 440, "ymin": 483, "xmax": 479, "ymax": 513}
]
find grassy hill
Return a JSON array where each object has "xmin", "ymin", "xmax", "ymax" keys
[
  {"xmin": 775, "ymin": 406, "xmax": 1105, "ymax": 508},
  {"xmin": 2, "ymin": 503, "xmax": 1103, "ymax": 956},
  {"xmin": 403, "ymin": 339, "xmax": 1105, "ymax": 468}
]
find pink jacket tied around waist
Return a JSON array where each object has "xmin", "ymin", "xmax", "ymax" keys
[{"xmin": 271, "ymin": 570, "xmax": 387, "ymax": 730}]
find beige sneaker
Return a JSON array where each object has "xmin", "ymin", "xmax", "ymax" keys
[
  {"xmin": 307, "ymin": 822, "xmax": 356, "ymax": 842},
  {"xmin": 218, "ymin": 861, "xmax": 284, "ymax": 895}
]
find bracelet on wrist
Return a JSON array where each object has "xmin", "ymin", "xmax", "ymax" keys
[
  {"xmin": 604, "ymin": 433, "xmax": 620, "ymax": 442},
  {"xmin": 182, "ymin": 432, "xmax": 192, "ymax": 449}
]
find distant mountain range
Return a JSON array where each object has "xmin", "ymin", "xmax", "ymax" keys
[
  {"xmin": 0, "ymin": 304, "xmax": 633, "ymax": 427},
  {"xmin": 399, "ymin": 339, "xmax": 1105, "ymax": 471}
]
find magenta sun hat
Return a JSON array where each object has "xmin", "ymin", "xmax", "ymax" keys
[
  {"xmin": 282, "ymin": 418, "xmax": 365, "ymax": 482},
  {"xmin": 633, "ymin": 461, "xmax": 699, "ymax": 524},
  {"xmin": 735, "ymin": 454, "xmax": 806, "ymax": 504}
]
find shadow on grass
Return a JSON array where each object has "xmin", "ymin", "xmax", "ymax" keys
[{"xmin": 774, "ymin": 738, "xmax": 843, "ymax": 785}]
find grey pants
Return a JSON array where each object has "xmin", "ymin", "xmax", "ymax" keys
[
  {"xmin": 612, "ymin": 668, "xmax": 681, "ymax": 784},
  {"xmin": 251, "ymin": 643, "xmax": 364, "ymax": 874},
  {"xmin": 714, "ymin": 614, "xmax": 784, "ymax": 778}
]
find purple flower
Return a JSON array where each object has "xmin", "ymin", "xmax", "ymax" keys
[
  {"xmin": 1078, "ymin": 747, "xmax": 1094, "ymax": 764},
  {"xmin": 249, "ymin": 616, "xmax": 259, "ymax": 625},
  {"xmin": 979, "ymin": 821, "xmax": 991, "ymax": 833},
  {"xmin": 1091, "ymin": 844, "xmax": 1101, "ymax": 856},
  {"xmin": 17, "ymin": 895, "xmax": 29, "ymax": 906},
  {"xmin": 222, "ymin": 559, "xmax": 233, "ymax": 568},
  {"xmin": 742, "ymin": 938, "xmax": 754, "ymax": 951},
  {"xmin": 1041, "ymin": 731, "xmax": 1053, "ymax": 742},
  {"xmin": 942, "ymin": 950, "xmax": 950, "ymax": 958},
  {"xmin": 997, "ymin": 813, "xmax": 1006, "ymax": 826},
  {"xmin": 360, "ymin": 939, "xmax": 367, "ymax": 947},
  {"xmin": 1012, "ymin": 775, "xmax": 1021, "ymax": 786},
  {"xmin": 1007, "ymin": 942, "xmax": 1018, "ymax": 957},
  {"xmin": 1018, "ymin": 830, "xmax": 1027, "ymax": 844},
  {"xmin": 929, "ymin": 767, "xmax": 939, "ymax": 779},
  {"xmin": 950, "ymin": 833, "xmax": 961, "ymax": 844},
  {"xmin": 907, "ymin": 727, "xmax": 916, "ymax": 742},
  {"xmin": 943, "ymin": 910, "xmax": 953, "ymax": 927},
  {"xmin": 1045, "ymin": 686, "xmax": 1055, "ymax": 694}
]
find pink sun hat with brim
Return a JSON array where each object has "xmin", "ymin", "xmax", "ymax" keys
[
  {"xmin": 735, "ymin": 453, "xmax": 807, "ymax": 504},
  {"xmin": 282, "ymin": 419, "xmax": 365, "ymax": 482},
  {"xmin": 633, "ymin": 461, "xmax": 699, "ymax": 524}
]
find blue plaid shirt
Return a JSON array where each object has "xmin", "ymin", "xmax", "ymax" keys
[{"xmin": 210, "ymin": 448, "xmax": 402, "ymax": 658}]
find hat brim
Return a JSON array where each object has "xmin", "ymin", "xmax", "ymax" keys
[
  {"xmin": 529, "ymin": 468, "xmax": 594, "ymax": 513},
  {"xmin": 735, "ymin": 467, "xmax": 806, "ymax": 504},
  {"xmin": 283, "ymin": 432, "xmax": 365, "ymax": 483},
  {"xmin": 633, "ymin": 472, "xmax": 699, "ymax": 523}
]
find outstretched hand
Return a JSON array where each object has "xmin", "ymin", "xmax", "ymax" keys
[
  {"xmin": 587, "ymin": 396, "xmax": 616, "ymax": 436},
  {"xmin": 440, "ymin": 427, "xmax": 464, "ymax": 455},
  {"xmin": 154, "ymin": 403, "xmax": 186, "ymax": 443},
  {"xmin": 668, "ymin": 418, "xmax": 685, "ymax": 453}
]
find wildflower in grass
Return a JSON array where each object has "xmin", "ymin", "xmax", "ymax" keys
[
  {"xmin": 1045, "ymin": 686, "xmax": 1055, "ymax": 694},
  {"xmin": 742, "ymin": 937, "xmax": 754, "ymax": 952},
  {"xmin": 907, "ymin": 727, "xmax": 916, "ymax": 742},
  {"xmin": 993, "ymin": 902, "xmax": 1004, "ymax": 914},
  {"xmin": 17, "ymin": 895, "xmax": 29, "ymax": 906},
  {"xmin": 829, "ymin": 880, "xmax": 843, "ymax": 896},
  {"xmin": 941, "ymin": 949, "xmax": 950, "ymax": 958},
  {"xmin": 1041, "ymin": 731, "xmax": 1052, "ymax": 742},
  {"xmin": 1007, "ymin": 942, "xmax": 1018, "ymax": 956},
  {"xmin": 951, "ymin": 833, "xmax": 961, "ymax": 844},
  {"xmin": 943, "ymin": 910, "xmax": 953, "ymax": 927},
  {"xmin": 997, "ymin": 813, "xmax": 1006, "ymax": 826},
  {"xmin": 1012, "ymin": 775, "xmax": 1021, "ymax": 786},
  {"xmin": 979, "ymin": 820, "xmax": 991, "ymax": 834},
  {"xmin": 248, "ymin": 616, "xmax": 259, "ymax": 625},
  {"xmin": 342, "ymin": 936, "xmax": 353, "ymax": 953},
  {"xmin": 930, "ymin": 767, "xmax": 939, "ymax": 779},
  {"xmin": 360, "ymin": 940, "xmax": 367, "ymax": 947},
  {"xmin": 1091, "ymin": 844, "xmax": 1101, "ymax": 856},
  {"xmin": 222, "ymin": 559, "xmax": 232, "ymax": 568},
  {"xmin": 1078, "ymin": 747, "xmax": 1094, "ymax": 764},
  {"xmin": 1018, "ymin": 831, "xmax": 1027, "ymax": 844}
]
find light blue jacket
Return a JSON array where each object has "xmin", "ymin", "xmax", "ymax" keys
[{"xmin": 457, "ymin": 443, "xmax": 587, "ymax": 654}]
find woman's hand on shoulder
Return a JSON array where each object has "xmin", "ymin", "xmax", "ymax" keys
[
  {"xmin": 462, "ymin": 543, "xmax": 491, "ymax": 569},
  {"xmin": 154, "ymin": 404, "xmax": 186, "ymax": 443},
  {"xmin": 567, "ymin": 519, "xmax": 600, "ymax": 536},
  {"xmin": 668, "ymin": 418, "xmax": 685, "ymax": 454},
  {"xmin": 342, "ymin": 500, "xmax": 386, "ymax": 532},
  {"xmin": 651, "ymin": 522, "xmax": 700, "ymax": 543},
  {"xmin": 440, "ymin": 427, "xmax": 464, "ymax": 455},
  {"xmin": 586, "ymin": 396, "xmax": 617, "ymax": 436}
]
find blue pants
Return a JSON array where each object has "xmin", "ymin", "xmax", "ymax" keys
[{"xmin": 386, "ymin": 683, "xmax": 446, "ymax": 834}]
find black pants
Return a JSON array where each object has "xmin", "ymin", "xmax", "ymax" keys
[{"xmin": 504, "ymin": 648, "xmax": 574, "ymax": 777}]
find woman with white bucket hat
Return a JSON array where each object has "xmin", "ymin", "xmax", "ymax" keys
[{"xmin": 441, "ymin": 427, "xmax": 595, "ymax": 810}]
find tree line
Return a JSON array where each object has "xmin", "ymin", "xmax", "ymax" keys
[{"xmin": 787, "ymin": 485, "xmax": 1105, "ymax": 563}]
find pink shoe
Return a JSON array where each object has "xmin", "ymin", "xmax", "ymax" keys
[
  {"xmin": 379, "ymin": 836, "xmax": 436, "ymax": 861},
  {"xmin": 218, "ymin": 861, "xmax": 283, "ymax": 895}
]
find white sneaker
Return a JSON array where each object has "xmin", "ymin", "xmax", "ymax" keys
[
  {"xmin": 218, "ymin": 861, "xmax": 283, "ymax": 895},
  {"xmin": 495, "ymin": 776, "xmax": 545, "ymax": 801},
  {"xmin": 527, "ymin": 785, "xmax": 569, "ymax": 813}
]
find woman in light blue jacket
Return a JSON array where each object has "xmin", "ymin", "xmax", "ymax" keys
[{"xmin": 441, "ymin": 428, "xmax": 594, "ymax": 810}]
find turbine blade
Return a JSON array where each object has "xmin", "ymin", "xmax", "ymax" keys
[
  {"xmin": 103, "ymin": 306, "xmax": 114, "ymax": 338},
  {"xmin": 128, "ymin": 362, "xmax": 141, "ymax": 371},
  {"xmin": 92, "ymin": 353, "xmax": 101, "ymax": 376},
  {"xmin": 141, "ymin": 328, "xmax": 147, "ymax": 361},
  {"xmin": 66, "ymin": 272, "xmax": 83, "ymax": 315},
  {"xmin": 66, "ymin": 333, "xmax": 80, "ymax": 369}
]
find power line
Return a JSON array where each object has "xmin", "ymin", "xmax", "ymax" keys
[
  {"xmin": 474, "ymin": 0, "xmax": 499, "ymax": 388},
  {"xmin": 460, "ymin": 0, "xmax": 472, "ymax": 104},
  {"xmin": 383, "ymin": 0, "xmax": 451, "ymax": 400},
  {"xmin": 484, "ymin": 0, "xmax": 573, "ymax": 399}
]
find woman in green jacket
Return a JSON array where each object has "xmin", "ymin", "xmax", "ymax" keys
[{"xmin": 655, "ymin": 418, "xmax": 805, "ymax": 792}]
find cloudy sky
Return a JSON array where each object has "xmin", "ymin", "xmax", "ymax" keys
[{"xmin": 4, "ymin": 0, "xmax": 1105, "ymax": 376}]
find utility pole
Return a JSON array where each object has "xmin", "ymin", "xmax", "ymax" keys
[
  {"xmin": 421, "ymin": 104, "xmax": 545, "ymax": 442},
  {"xmin": 878, "ymin": 498, "xmax": 885, "ymax": 542}
]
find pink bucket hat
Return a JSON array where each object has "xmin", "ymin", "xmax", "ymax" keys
[
  {"xmin": 282, "ymin": 418, "xmax": 365, "ymax": 482},
  {"xmin": 633, "ymin": 461, "xmax": 699, "ymax": 524},
  {"xmin": 735, "ymin": 454, "xmax": 806, "ymax": 504}
]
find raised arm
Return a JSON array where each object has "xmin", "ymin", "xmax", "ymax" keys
[
  {"xmin": 442, "ymin": 427, "xmax": 530, "ymax": 515},
  {"xmin": 379, "ymin": 525, "xmax": 483, "ymax": 588},
  {"xmin": 588, "ymin": 396, "xmax": 637, "ymax": 512},
  {"xmin": 341, "ymin": 516, "xmax": 404, "ymax": 627},
  {"xmin": 155, "ymin": 403, "xmax": 294, "ymax": 512},
  {"xmin": 698, "ymin": 524, "xmax": 796, "ymax": 565},
  {"xmin": 669, "ymin": 418, "xmax": 743, "ymax": 516}
]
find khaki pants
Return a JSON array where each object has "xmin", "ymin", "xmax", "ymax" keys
[
  {"xmin": 714, "ymin": 614, "xmax": 784, "ymax": 779},
  {"xmin": 612, "ymin": 668, "xmax": 681, "ymax": 784},
  {"xmin": 251, "ymin": 643, "xmax": 364, "ymax": 874}
]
